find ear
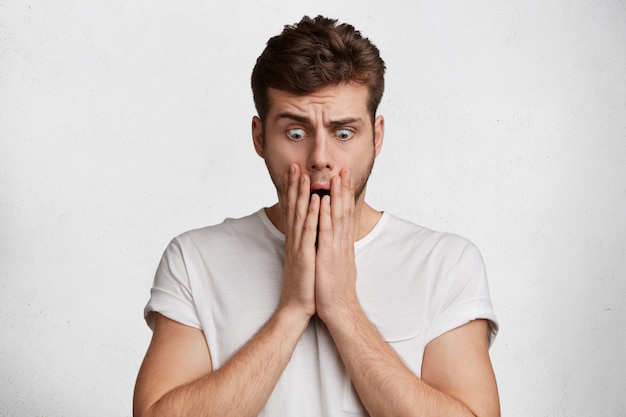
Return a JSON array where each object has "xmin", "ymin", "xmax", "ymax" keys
[
  {"xmin": 252, "ymin": 116, "xmax": 264, "ymax": 158},
  {"xmin": 373, "ymin": 115, "xmax": 385, "ymax": 157}
]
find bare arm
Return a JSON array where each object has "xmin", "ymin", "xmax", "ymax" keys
[
  {"xmin": 133, "ymin": 309, "xmax": 310, "ymax": 417},
  {"xmin": 134, "ymin": 164, "xmax": 320, "ymax": 417},
  {"xmin": 324, "ymin": 311, "xmax": 500, "ymax": 417},
  {"xmin": 316, "ymin": 170, "xmax": 500, "ymax": 417}
]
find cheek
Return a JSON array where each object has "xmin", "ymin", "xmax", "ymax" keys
[
  {"xmin": 265, "ymin": 145, "xmax": 306, "ymax": 172},
  {"xmin": 265, "ymin": 156, "xmax": 291, "ymax": 178},
  {"xmin": 351, "ymin": 149, "xmax": 376, "ymax": 179},
  {"xmin": 346, "ymin": 145, "xmax": 375, "ymax": 167},
  {"xmin": 263, "ymin": 149, "xmax": 297, "ymax": 191}
]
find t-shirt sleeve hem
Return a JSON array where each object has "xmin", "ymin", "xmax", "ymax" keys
[
  {"xmin": 144, "ymin": 287, "xmax": 202, "ymax": 331},
  {"xmin": 425, "ymin": 298, "xmax": 499, "ymax": 348}
]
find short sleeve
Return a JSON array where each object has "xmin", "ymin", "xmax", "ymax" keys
[
  {"xmin": 144, "ymin": 239, "xmax": 202, "ymax": 330},
  {"xmin": 425, "ymin": 243, "xmax": 499, "ymax": 347}
]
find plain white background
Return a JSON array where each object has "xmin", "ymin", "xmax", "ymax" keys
[{"xmin": 1, "ymin": 1, "xmax": 625, "ymax": 416}]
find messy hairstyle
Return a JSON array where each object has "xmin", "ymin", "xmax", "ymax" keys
[{"xmin": 251, "ymin": 15, "xmax": 386, "ymax": 122}]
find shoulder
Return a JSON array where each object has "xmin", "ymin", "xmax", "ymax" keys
[
  {"xmin": 380, "ymin": 213, "xmax": 480, "ymax": 258},
  {"xmin": 172, "ymin": 209, "xmax": 267, "ymax": 248},
  {"xmin": 155, "ymin": 210, "xmax": 273, "ymax": 266}
]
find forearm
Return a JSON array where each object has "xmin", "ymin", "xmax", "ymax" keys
[
  {"xmin": 146, "ymin": 307, "xmax": 310, "ymax": 417},
  {"xmin": 323, "ymin": 306, "xmax": 476, "ymax": 417}
]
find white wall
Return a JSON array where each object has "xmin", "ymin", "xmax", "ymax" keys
[{"xmin": 1, "ymin": 1, "xmax": 624, "ymax": 416}]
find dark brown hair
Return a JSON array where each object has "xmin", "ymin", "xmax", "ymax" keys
[{"xmin": 251, "ymin": 15, "xmax": 386, "ymax": 122}]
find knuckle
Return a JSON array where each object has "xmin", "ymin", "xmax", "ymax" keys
[{"xmin": 294, "ymin": 210, "xmax": 306, "ymax": 222}]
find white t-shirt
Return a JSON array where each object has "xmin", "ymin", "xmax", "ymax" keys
[{"xmin": 145, "ymin": 209, "xmax": 498, "ymax": 416}]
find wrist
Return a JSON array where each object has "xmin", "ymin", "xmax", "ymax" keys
[
  {"xmin": 317, "ymin": 295, "xmax": 362, "ymax": 330},
  {"xmin": 275, "ymin": 303, "xmax": 314, "ymax": 332}
]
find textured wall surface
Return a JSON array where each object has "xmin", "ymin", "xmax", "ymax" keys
[{"xmin": 1, "ymin": 1, "xmax": 625, "ymax": 416}]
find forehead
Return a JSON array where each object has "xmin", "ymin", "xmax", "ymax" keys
[{"xmin": 266, "ymin": 84, "xmax": 370, "ymax": 120}]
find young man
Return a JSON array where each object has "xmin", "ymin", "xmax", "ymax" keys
[{"xmin": 134, "ymin": 16, "xmax": 500, "ymax": 417}]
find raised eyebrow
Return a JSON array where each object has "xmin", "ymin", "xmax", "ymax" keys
[
  {"xmin": 276, "ymin": 112, "xmax": 310, "ymax": 125},
  {"xmin": 276, "ymin": 113, "xmax": 363, "ymax": 127},
  {"xmin": 329, "ymin": 117, "xmax": 363, "ymax": 127}
]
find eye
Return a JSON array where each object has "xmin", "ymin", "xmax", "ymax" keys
[
  {"xmin": 287, "ymin": 128, "xmax": 305, "ymax": 141},
  {"xmin": 336, "ymin": 128, "xmax": 354, "ymax": 141}
]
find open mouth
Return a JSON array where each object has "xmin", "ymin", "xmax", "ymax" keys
[{"xmin": 311, "ymin": 189, "xmax": 331, "ymax": 199}]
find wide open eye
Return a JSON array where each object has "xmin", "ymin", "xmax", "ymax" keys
[
  {"xmin": 288, "ymin": 128, "xmax": 305, "ymax": 141},
  {"xmin": 336, "ymin": 128, "xmax": 354, "ymax": 141}
]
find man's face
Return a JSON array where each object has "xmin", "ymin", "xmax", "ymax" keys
[{"xmin": 253, "ymin": 84, "xmax": 384, "ymax": 207}]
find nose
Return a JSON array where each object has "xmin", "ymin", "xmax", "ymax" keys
[{"xmin": 308, "ymin": 132, "xmax": 332, "ymax": 171}]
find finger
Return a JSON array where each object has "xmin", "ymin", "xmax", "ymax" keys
[
  {"xmin": 341, "ymin": 169, "xmax": 355, "ymax": 218},
  {"xmin": 342, "ymin": 169, "xmax": 354, "ymax": 210},
  {"xmin": 330, "ymin": 174, "xmax": 343, "ymax": 226},
  {"xmin": 292, "ymin": 173, "xmax": 311, "ymax": 245},
  {"xmin": 302, "ymin": 193, "xmax": 320, "ymax": 250},
  {"xmin": 318, "ymin": 193, "xmax": 332, "ymax": 248},
  {"xmin": 328, "ymin": 170, "xmax": 353, "ymax": 244},
  {"xmin": 285, "ymin": 164, "xmax": 300, "ymax": 241},
  {"xmin": 341, "ymin": 169, "xmax": 355, "ymax": 239}
]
